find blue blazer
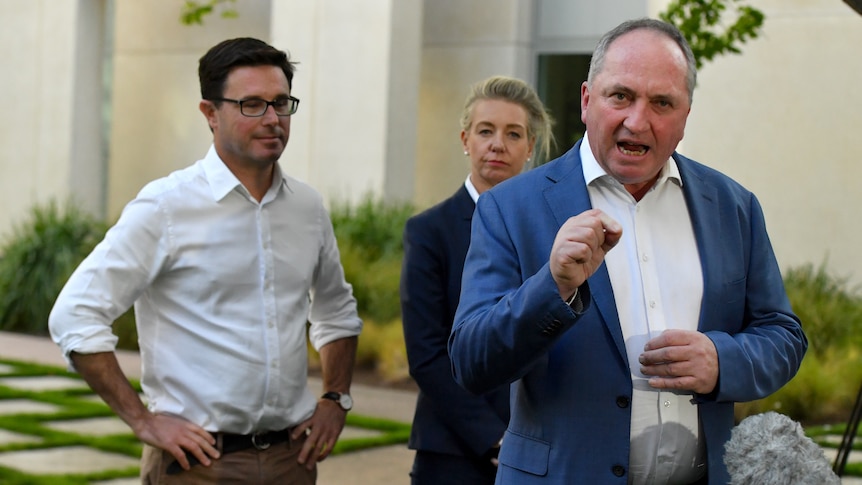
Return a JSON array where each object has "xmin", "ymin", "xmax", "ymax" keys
[
  {"xmin": 401, "ymin": 186, "xmax": 509, "ymax": 459},
  {"xmin": 449, "ymin": 141, "xmax": 807, "ymax": 484}
]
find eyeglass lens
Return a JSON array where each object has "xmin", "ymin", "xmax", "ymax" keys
[{"xmin": 240, "ymin": 98, "xmax": 298, "ymax": 116}]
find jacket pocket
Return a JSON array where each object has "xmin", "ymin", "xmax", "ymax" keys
[{"xmin": 498, "ymin": 430, "xmax": 550, "ymax": 476}]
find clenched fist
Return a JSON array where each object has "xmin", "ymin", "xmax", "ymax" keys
[{"xmin": 550, "ymin": 209, "xmax": 622, "ymax": 300}]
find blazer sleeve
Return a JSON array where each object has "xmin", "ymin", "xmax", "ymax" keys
[
  {"xmin": 702, "ymin": 192, "xmax": 807, "ymax": 402},
  {"xmin": 401, "ymin": 214, "xmax": 507, "ymax": 456},
  {"xmin": 448, "ymin": 190, "xmax": 591, "ymax": 396}
]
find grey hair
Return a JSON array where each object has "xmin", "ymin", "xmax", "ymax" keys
[
  {"xmin": 724, "ymin": 412, "xmax": 840, "ymax": 485},
  {"xmin": 460, "ymin": 75, "xmax": 555, "ymax": 166},
  {"xmin": 587, "ymin": 18, "xmax": 697, "ymax": 103}
]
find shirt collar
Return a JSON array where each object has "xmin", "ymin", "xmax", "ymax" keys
[
  {"xmin": 464, "ymin": 174, "xmax": 480, "ymax": 203},
  {"xmin": 579, "ymin": 132, "xmax": 683, "ymax": 190},
  {"xmin": 201, "ymin": 144, "xmax": 289, "ymax": 202}
]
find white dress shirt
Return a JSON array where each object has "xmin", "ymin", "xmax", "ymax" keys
[
  {"xmin": 50, "ymin": 145, "xmax": 362, "ymax": 434},
  {"xmin": 580, "ymin": 134, "xmax": 707, "ymax": 484},
  {"xmin": 465, "ymin": 174, "xmax": 480, "ymax": 203}
]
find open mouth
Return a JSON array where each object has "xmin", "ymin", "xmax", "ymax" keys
[{"xmin": 618, "ymin": 142, "xmax": 648, "ymax": 156}]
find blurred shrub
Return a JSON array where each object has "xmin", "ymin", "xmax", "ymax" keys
[
  {"xmin": 355, "ymin": 318, "xmax": 410, "ymax": 383},
  {"xmin": 338, "ymin": 245, "xmax": 403, "ymax": 323},
  {"xmin": 330, "ymin": 195, "xmax": 414, "ymax": 261},
  {"xmin": 735, "ymin": 346, "xmax": 862, "ymax": 424},
  {"xmin": 0, "ymin": 201, "xmax": 107, "ymax": 335},
  {"xmin": 330, "ymin": 195, "xmax": 413, "ymax": 323},
  {"xmin": 327, "ymin": 196, "xmax": 413, "ymax": 382},
  {"xmin": 782, "ymin": 263, "xmax": 862, "ymax": 355},
  {"xmin": 0, "ymin": 200, "xmax": 139, "ymax": 348},
  {"xmin": 735, "ymin": 262, "xmax": 862, "ymax": 425}
]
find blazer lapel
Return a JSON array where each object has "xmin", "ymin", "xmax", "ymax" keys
[
  {"xmin": 542, "ymin": 141, "xmax": 628, "ymax": 363},
  {"xmin": 454, "ymin": 185, "xmax": 476, "ymax": 222},
  {"xmin": 676, "ymin": 155, "xmax": 720, "ymax": 331}
]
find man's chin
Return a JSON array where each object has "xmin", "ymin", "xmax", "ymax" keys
[{"xmin": 247, "ymin": 150, "xmax": 284, "ymax": 166}]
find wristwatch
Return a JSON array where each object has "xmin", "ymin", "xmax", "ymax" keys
[{"xmin": 321, "ymin": 391, "xmax": 353, "ymax": 411}]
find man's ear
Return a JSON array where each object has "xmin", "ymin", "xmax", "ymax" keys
[
  {"xmin": 199, "ymin": 100, "xmax": 217, "ymax": 133},
  {"xmin": 580, "ymin": 82, "xmax": 590, "ymax": 124}
]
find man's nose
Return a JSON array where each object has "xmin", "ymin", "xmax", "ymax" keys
[
  {"xmin": 261, "ymin": 104, "xmax": 279, "ymax": 124},
  {"xmin": 623, "ymin": 102, "xmax": 650, "ymax": 133}
]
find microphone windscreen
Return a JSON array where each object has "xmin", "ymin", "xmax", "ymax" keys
[{"xmin": 724, "ymin": 411, "xmax": 840, "ymax": 485}]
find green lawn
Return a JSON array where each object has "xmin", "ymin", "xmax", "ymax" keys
[{"xmin": 0, "ymin": 359, "xmax": 410, "ymax": 484}]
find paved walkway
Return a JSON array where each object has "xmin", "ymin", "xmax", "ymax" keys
[
  {"xmin": 0, "ymin": 331, "xmax": 416, "ymax": 484},
  {"xmin": 1, "ymin": 331, "xmax": 861, "ymax": 484}
]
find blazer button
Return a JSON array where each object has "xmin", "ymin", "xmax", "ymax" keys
[
  {"xmin": 612, "ymin": 465, "xmax": 626, "ymax": 477},
  {"xmin": 616, "ymin": 396, "xmax": 630, "ymax": 408}
]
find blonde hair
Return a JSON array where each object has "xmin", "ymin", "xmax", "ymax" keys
[{"xmin": 460, "ymin": 75, "xmax": 555, "ymax": 166}]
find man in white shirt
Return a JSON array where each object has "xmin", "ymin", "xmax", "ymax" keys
[{"xmin": 49, "ymin": 37, "xmax": 362, "ymax": 484}]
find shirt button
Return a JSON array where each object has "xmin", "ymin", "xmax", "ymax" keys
[
  {"xmin": 664, "ymin": 400, "xmax": 671, "ymax": 408},
  {"xmin": 649, "ymin": 300, "xmax": 656, "ymax": 308},
  {"xmin": 612, "ymin": 465, "xmax": 626, "ymax": 477},
  {"xmin": 642, "ymin": 254, "xmax": 648, "ymax": 262}
]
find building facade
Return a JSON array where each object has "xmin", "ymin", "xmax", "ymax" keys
[{"xmin": 2, "ymin": 0, "xmax": 861, "ymax": 284}]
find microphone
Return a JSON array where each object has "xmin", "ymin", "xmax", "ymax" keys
[{"xmin": 724, "ymin": 411, "xmax": 840, "ymax": 485}]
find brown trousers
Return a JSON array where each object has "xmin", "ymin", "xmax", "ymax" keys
[{"xmin": 140, "ymin": 432, "xmax": 316, "ymax": 484}]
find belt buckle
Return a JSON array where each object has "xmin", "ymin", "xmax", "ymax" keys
[{"xmin": 251, "ymin": 432, "xmax": 271, "ymax": 450}]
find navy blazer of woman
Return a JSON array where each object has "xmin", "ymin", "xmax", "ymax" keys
[{"xmin": 401, "ymin": 185, "xmax": 510, "ymax": 460}]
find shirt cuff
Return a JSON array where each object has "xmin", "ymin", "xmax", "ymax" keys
[{"xmin": 565, "ymin": 289, "xmax": 584, "ymax": 313}]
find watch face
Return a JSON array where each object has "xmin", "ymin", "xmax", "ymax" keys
[{"xmin": 339, "ymin": 393, "xmax": 353, "ymax": 410}]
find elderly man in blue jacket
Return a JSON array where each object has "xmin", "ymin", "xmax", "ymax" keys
[{"xmin": 449, "ymin": 18, "xmax": 807, "ymax": 485}]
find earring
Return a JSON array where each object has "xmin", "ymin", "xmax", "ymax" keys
[{"xmin": 464, "ymin": 150, "xmax": 469, "ymax": 156}]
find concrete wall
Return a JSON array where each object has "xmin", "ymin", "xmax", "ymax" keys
[
  {"xmin": 0, "ymin": 0, "xmax": 105, "ymax": 229},
  {"xmin": 107, "ymin": 0, "xmax": 272, "ymax": 218},
  {"xmin": 414, "ymin": 0, "xmax": 536, "ymax": 208},
  {"xmin": 2, "ymin": 0, "xmax": 861, "ymax": 285},
  {"xmin": 270, "ymin": 0, "xmax": 422, "ymax": 205},
  {"xmin": 680, "ymin": 0, "xmax": 862, "ymax": 282}
]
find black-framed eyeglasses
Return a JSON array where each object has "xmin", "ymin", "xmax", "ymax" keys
[{"xmin": 209, "ymin": 96, "xmax": 300, "ymax": 117}]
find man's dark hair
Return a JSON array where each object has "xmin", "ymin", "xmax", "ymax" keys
[{"xmin": 198, "ymin": 37, "xmax": 296, "ymax": 101}]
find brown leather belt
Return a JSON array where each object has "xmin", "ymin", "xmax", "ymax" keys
[{"xmin": 166, "ymin": 428, "xmax": 293, "ymax": 475}]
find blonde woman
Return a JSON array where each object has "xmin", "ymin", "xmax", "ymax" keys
[{"xmin": 400, "ymin": 75, "xmax": 553, "ymax": 485}]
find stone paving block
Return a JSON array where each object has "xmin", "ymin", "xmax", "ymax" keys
[
  {"xmin": 0, "ymin": 428, "xmax": 42, "ymax": 445},
  {"xmin": 0, "ymin": 399, "xmax": 61, "ymax": 415},
  {"xmin": 0, "ymin": 445, "xmax": 139, "ymax": 474},
  {"xmin": 91, "ymin": 479, "xmax": 139, "ymax": 485},
  {"xmin": 318, "ymin": 444, "xmax": 413, "ymax": 485},
  {"xmin": 340, "ymin": 426, "xmax": 383, "ymax": 440},
  {"xmin": 0, "ymin": 375, "xmax": 89, "ymax": 391},
  {"xmin": 44, "ymin": 416, "xmax": 133, "ymax": 437},
  {"xmin": 823, "ymin": 446, "xmax": 862, "ymax": 466}
]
